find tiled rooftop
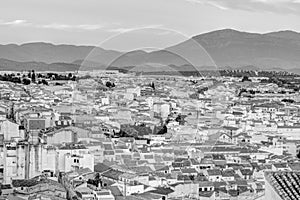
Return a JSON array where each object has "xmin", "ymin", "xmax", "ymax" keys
[{"xmin": 266, "ymin": 171, "xmax": 300, "ymax": 200}]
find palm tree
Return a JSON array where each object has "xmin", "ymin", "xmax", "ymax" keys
[{"xmin": 95, "ymin": 173, "xmax": 102, "ymax": 188}]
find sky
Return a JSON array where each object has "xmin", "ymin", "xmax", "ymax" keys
[{"xmin": 1, "ymin": 0, "xmax": 300, "ymax": 51}]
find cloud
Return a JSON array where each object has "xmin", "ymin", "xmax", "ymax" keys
[
  {"xmin": 186, "ymin": 0, "xmax": 229, "ymax": 10},
  {"xmin": 40, "ymin": 23, "xmax": 104, "ymax": 31},
  {"xmin": 108, "ymin": 25, "xmax": 163, "ymax": 33},
  {"xmin": 206, "ymin": 1, "xmax": 229, "ymax": 10},
  {"xmin": 0, "ymin": 19, "xmax": 31, "ymax": 26},
  {"xmin": 186, "ymin": 0, "xmax": 300, "ymax": 14},
  {"xmin": 0, "ymin": 19, "xmax": 165, "ymax": 34},
  {"xmin": 0, "ymin": 19, "xmax": 163, "ymax": 34},
  {"xmin": 0, "ymin": 19, "xmax": 104, "ymax": 31}
]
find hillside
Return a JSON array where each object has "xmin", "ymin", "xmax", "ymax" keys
[{"xmin": 0, "ymin": 29, "xmax": 300, "ymax": 71}]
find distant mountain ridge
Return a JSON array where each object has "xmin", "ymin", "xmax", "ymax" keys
[
  {"xmin": 189, "ymin": 29, "xmax": 300, "ymax": 70},
  {"xmin": 265, "ymin": 30, "xmax": 300, "ymax": 40},
  {"xmin": 0, "ymin": 58, "xmax": 80, "ymax": 72},
  {"xmin": 0, "ymin": 29, "xmax": 300, "ymax": 72}
]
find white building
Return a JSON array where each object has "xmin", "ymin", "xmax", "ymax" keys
[{"xmin": 57, "ymin": 146, "xmax": 94, "ymax": 173}]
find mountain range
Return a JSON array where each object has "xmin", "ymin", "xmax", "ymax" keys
[{"xmin": 1, "ymin": 29, "xmax": 300, "ymax": 73}]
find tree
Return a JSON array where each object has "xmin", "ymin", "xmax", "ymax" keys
[
  {"xmin": 12, "ymin": 77, "xmax": 21, "ymax": 83},
  {"xmin": 106, "ymin": 81, "xmax": 115, "ymax": 88},
  {"xmin": 94, "ymin": 173, "xmax": 102, "ymax": 187},
  {"xmin": 175, "ymin": 114, "xmax": 186, "ymax": 125},
  {"xmin": 150, "ymin": 82, "xmax": 155, "ymax": 90},
  {"xmin": 106, "ymin": 81, "xmax": 112, "ymax": 88},
  {"xmin": 95, "ymin": 173, "xmax": 100, "ymax": 180},
  {"xmin": 42, "ymin": 79, "xmax": 48, "ymax": 85},
  {"xmin": 241, "ymin": 76, "xmax": 251, "ymax": 82},
  {"xmin": 157, "ymin": 125, "xmax": 167, "ymax": 134},
  {"xmin": 31, "ymin": 70, "xmax": 36, "ymax": 83},
  {"xmin": 238, "ymin": 88, "xmax": 247, "ymax": 97},
  {"xmin": 189, "ymin": 175, "xmax": 195, "ymax": 181},
  {"xmin": 282, "ymin": 99, "xmax": 295, "ymax": 103},
  {"xmin": 22, "ymin": 78, "xmax": 31, "ymax": 85}
]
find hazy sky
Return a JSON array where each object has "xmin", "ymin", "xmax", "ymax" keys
[{"xmin": 1, "ymin": 0, "xmax": 300, "ymax": 50}]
